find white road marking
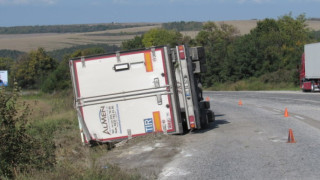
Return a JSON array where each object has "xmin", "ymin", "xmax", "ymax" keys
[
  {"xmin": 273, "ymin": 109, "xmax": 281, "ymax": 112},
  {"xmin": 160, "ymin": 167, "xmax": 190, "ymax": 177},
  {"xmin": 265, "ymin": 97, "xmax": 320, "ymax": 104},
  {"xmin": 295, "ymin": 115, "xmax": 304, "ymax": 120}
]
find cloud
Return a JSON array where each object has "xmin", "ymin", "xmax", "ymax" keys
[{"xmin": 0, "ymin": 0, "xmax": 57, "ymax": 5}]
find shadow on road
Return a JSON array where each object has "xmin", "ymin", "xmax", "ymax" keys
[
  {"xmin": 191, "ymin": 114, "xmax": 230, "ymax": 134},
  {"xmin": 214, "ymin": 114, "xmax": 225, "ymax": 118}
]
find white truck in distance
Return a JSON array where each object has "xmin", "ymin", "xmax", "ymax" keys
[
  {"xmin": 300, "ymin": 42, "xmax": 320, "ymax": 92},
  {"xmin": 69, "ymin": 45, "xmax": 214, "ymax": 145}
]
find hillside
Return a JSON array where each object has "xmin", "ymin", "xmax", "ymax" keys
[
  {"xmin": 0, "ymin": 24, "xmax": 161, "ymax": 52},
  {"xmin": 0, "ymin": 20, "xmax": 319, "ymax": 52}
]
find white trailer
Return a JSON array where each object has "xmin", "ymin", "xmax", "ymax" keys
[
  {"xmin": 70, "ymin": 45, "xmax": 213, "ymax": 144},
  {"xmin": 300, "ymin": 42, "xmax": 320, "ymax": 92},
  {"xmin": 305, "ymin": 43, "xmax": 320, "ymax": 79}
]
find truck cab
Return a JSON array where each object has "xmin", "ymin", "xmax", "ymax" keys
[{"xmin": 172, "ymin": 45, "xmax": 214, "ymax": 130}]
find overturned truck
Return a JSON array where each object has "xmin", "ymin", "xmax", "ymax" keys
[{"xmin": 69, "ymin": 45, "xmax": 214, "ymax": 145}]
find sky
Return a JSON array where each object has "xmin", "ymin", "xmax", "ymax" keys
[{"xmin": 0, "ymin": 0, "xmax": 319, "ymax": 27}]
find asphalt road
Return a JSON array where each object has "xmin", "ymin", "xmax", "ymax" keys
[{"xmin": 158, "ymin": 91, "xmax": 320, "ymax": 180}]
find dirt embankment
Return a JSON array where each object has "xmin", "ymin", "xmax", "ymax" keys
[{"xmin": 100, "ymin": 133, "xmax": 184, "ymax": 179}]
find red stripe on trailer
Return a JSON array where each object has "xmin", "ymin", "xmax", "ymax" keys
[{"xmin": 91, "ymin": 132, "xmax": 156, "ymax": 142}]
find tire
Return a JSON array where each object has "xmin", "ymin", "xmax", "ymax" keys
[
  {"xmin": 207, "ymin": 110, "xmax": 215, "ymax": 123},
  {"xmin": 207, "ymin": 110, "xmax": 212, "ymax": 123},
  {"xmin": 211, "ymin": 111, "xmax": 215, "ymax": 123},
  {"xmin": 200, "ymin": 110, "xmax": 209, "ymax": 129},
  {"xmin": 181, "ymin": 113, "xmax": 189, "ymax": 133}
]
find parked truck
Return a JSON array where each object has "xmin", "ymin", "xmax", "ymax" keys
[
  {"xmin": 300, "ymin": 42, "xmax": 320, "ymax": 92},
  {"xmin": 69, "ymin": 45, "xmax": 214, "ymax": 145}
]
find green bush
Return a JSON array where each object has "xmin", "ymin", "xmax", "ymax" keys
[
  {"xmin": 207, "ymin": 77, "xmax": 299, "ymax": 91},
  {"xmin": 260, "ymin": 69, "xmax": 299, "ymax": 85},
  {"xmin": 0, "ymin": 85, "xmax": 55, "ymax": 179}
]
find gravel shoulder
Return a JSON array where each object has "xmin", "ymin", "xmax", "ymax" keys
[{"xmin": 101, "ymin": 133, "xmax": 184, "ymax": 179}]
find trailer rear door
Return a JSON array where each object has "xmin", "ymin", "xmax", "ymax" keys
[{"xmin": 70, "ymin": 47, "xmax": 182, "ymax": 144}]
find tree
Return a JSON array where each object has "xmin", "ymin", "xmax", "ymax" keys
[
  {"xmin": 69, "ymin": 47, "xmax": 105, "ymax": 58},
  {"xmin": 229, "ymin": 14, "xmax": 311, "ymax": 85},
  {"xmin": 121, "ymin": 35, "xmax": 144, "ymax": 50},
  {"xmin": 195, "ymin": 22, "xmax": 240, "ymax": 86},
  {"xmin": 13, "ymin": 48, "xmax": 58, "ymax": 89},
  {"xmin": 41, "ymin": 57, "xmax": 71, "ymax": 93},
  {"xmin": 198, "ymin": 14, "xmax": 312, "ymax": 87},
  {"xmin": 142, "ymin": 28, "xmax": 183, "ymax": 47},
  {"xmin": 0, "ymin": 57, "xmax": 13, "ymax": 70},
  {"xmin": 277, "ymin": 14, "xmax": 309, "ymax": 70},
  {"xmin": 162, "ymin": 21, "xmax": 203, "ymax": 31},
  {"xmin": 0, "ymin": 50, "xmax": 25, "ymax": 60}
]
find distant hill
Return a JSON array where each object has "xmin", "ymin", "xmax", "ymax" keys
[
  {"xmin": 221, "ymin": 19, "xmax": 320, "ymax": 35},
  {"xmin": 0, "ymin": 23, "xmax": 157, "ymax": 34},
  {"xmin": 0, "ymin": 49, "xmax": 26, "ymax": 60},
  {"xmin": 0, "ymin": 20, "xmax": 319, "ymax": 53},
  {"xmin": 181, "ymin": 20, "xmax": 320, "ymax": 38}
]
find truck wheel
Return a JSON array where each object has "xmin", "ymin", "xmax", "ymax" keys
[
  {"xmin": 181, "ymin": 113, "xmax": 189, "ymax": 134},
  {"xmin": 207, "ymin": 110, "xmax": 215, "ymax": 123},
  {"xmin": 211, "ymin": 111, "xmax": 215, "ymax": 123},
  {"xmin": 200, "ymin": 110, "xmax": 209, "ymax": 129}
]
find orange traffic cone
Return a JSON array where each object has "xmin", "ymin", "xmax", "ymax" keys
[
  {"xmin": 238, "ymin": 100, "xmax": 243, "ymax": 106},
  {"xmin": 205, "ymin": 97, "xmax": 210, "ymax": 101},
  {"xmin": 287, "ymin": 129, "xmax": 296, "ymax": 143},
  {"xmin": 284, "ymin": 108, "xmax": 289, "ymax": 117}
]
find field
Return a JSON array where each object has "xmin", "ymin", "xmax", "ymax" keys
[
  {"xmin": 0, "ymin": 24, "xmax": 161, "ymax": 52},
  {"xmin": 1, "ymin": 20, "xmax": 320, "ymax": 53}
]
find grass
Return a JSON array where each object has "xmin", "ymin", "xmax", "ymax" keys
[
  {"xmin": 9, "ymin": 90, "xmax": 142, "ymax": 180},
  {"xmin": 206, "ymin": 78, "xmax": 300, "ymax": 91}
]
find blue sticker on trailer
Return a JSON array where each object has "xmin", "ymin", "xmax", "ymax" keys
[{"xmin": 144, "ymin": 118, "xmax": 154, "ymax": 133}]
